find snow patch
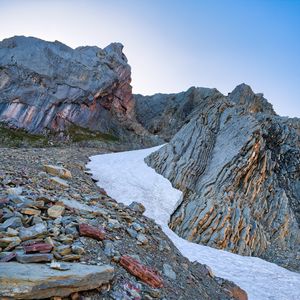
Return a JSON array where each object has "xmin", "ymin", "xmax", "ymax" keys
[{"xmin": 87, "ymin": 146, "xmax": 300, "ymax": 300}]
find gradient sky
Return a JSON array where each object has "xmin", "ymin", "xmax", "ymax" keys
[{"xmin": 0, "ymin": 0, "xmax": 299, "ymax": 117}]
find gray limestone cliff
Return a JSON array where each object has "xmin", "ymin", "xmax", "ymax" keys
[
  {"xmin": 145, "ymin": 84, "xmax": 300, "ymax": 270},
  {"xmin": 0, "ymin": 36, "xmax": 158, "ymax": 145}
]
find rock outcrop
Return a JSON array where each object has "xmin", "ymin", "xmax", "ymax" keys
[
  {"xmin": 0, "ymin": 36, "xmax": 156, "ymax": 144},
  {"xmin": 146, "ymin": 84, "xmax": 300, "ymax": 266},
  {"xmin": 134, "ymin": 87, "xmax": 223, "ymax": 141}
]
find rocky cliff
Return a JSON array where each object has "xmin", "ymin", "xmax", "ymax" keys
[
  {"xmin": 134, "ymin": 87, "xmax": 223, "ymax": 141},
  {"xmin": 0, "ymin": 36, "xmax": 157, "ymax": 145},
  {"xmin": 146, "ymin": 84, "xmax": 300, "ymax": 270}
]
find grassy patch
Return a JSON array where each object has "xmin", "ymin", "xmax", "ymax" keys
[
  {"xmin": 67, "ymin": 124, "xmax": 119, "ymax": 143},
  {"xmin": 0, "ymin": 125, "xmax": 50, "ymax": 147},
  {"xmin": 0, "ymin": 123, "xmax": 119, "ymax": 148}
]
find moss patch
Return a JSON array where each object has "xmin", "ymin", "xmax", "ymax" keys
[
  {"xmin": 0, "ymin": 125, "xmax": 50, "ymax": 147},
  {"xmin": 67, "ymin": 124, "xmax": 119, "ymax": 143},
  {"xmin": 0, "ymin": 123, "xmax": 119, "ymax": 148}
]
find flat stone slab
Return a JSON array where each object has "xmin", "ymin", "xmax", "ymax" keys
[
  {"xmin": 44, "ymin": 164, "xmax": 72, "ymax": 179},
  {"xmin": 16, "ymin": 253, "xmax": 53, "ymax": 263},
  {"xmin": 0, "ymin": 262, "xmax": 114, "ymax": 299}
]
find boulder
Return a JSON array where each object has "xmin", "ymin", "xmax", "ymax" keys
[
  {"xmin": 0, "ymin": 262, "xmax": 114, "ymax": 299},
  {"xmin": 79, "ymin": 223, "xmax": 105, "ymax": 240},
  {"xmin": 128, "ymin": 201, "xmax": 145, "ymax": 214},
  {"xmin": 44, "ymin": 165, "xmax": 72, "ymax": 179},
  {"xmin": 47, "ymin": 204, "xmax": 65, "ymax": 218},
  {"xmin": 23, "ymin": 243, "xmax": 53, "ymax": 253},
  {"xmin": 0, "ymin": 217, "xmax": 22, "ymax": 231},
  {"xmin": 50, "ymin": 177, "xmax": 69, "ymax": 188},
  {"xmin": 16, "ymin": 253, "xmax": 53, "ymax": 263},
  {"xmin": 119, "ymin": 255, "xmax": 163, "ymax": 288}
]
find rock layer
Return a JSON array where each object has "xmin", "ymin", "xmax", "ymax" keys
[{"xmin": 146, "ymin": 84, "xmax": 300, "ymax": 260}]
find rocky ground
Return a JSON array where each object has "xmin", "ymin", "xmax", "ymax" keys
[{"xmin": 0, "ymin": 146, "xmax": 247, "ymax": 300}]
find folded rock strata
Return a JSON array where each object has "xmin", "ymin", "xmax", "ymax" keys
[{"xmin": 146, "ymin": 84, "xmax": 300, "ymax": 260}]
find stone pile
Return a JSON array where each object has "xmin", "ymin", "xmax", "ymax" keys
[{"xmin": 0, "ymin": 165, "xmax": 103, "ymax": 265}]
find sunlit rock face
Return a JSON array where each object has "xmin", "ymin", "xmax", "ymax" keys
[
  {"xmin": 146, "ymin": 83, "xmax": 300, "ymax": 260},
  {"xmin": 0, "ymin": 36, "xmax": 149, "ymax": 141}
]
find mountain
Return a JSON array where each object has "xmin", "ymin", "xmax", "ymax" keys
[
  {"xmin": 0, "ymin": 36, "xmax": 159, "ymax": 146},
  {"xmin": 146, "ymin": 84, "xmax": 300, "ymax": 271},
  {"xmin": 1, "ymin": 36, "xmax": 299, "ymax": 271}
]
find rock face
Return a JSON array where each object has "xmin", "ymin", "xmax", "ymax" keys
[
  {"xmin": 146, "ymin": 84, "xmax": 300, "ymax": 259},
  {"xmin": 134, "ymin": 87, "xmax": 223, "ymax": 141},
  {"xmin": 0, "ymin": 36, "xmax": 153, "ymax": 144},
  {"xmin": 0, "ymin": 262, "xmax": 114, "ymax": 299}
]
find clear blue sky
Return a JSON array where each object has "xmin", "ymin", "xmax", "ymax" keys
[{"xmin": 0, "ymin": 0, "xmax": 299, "ymax": 117}]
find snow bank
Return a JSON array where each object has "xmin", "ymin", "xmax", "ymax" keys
[{"xmin": 87, "ymin": 146, "xmax": 300, "ymax": 300}]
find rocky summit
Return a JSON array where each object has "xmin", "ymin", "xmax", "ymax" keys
[{"xmin": 146, "ymin": 83, "xmax": 300, "ymax": 271}]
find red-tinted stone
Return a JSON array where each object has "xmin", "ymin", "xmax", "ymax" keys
[
  {"xmin": 0, "ymin": 252, "xmax": 17, "ymax": 262},
  {"xmin": 119, "ymin": 255, "xmax": 164, "ymax": 288},
  {"xmin": 0, "ymin": 198, "xmax": 9, "ymax": 208},
  {"xmin": 24, "ymin": 243, "xmax": 53, "ymax": 253},
  {"xmin": 98, "ymin": 188, "xmax": 107, "ymax": 196},
  {"xmin": 79, "ymin": 223, "xmax": 105, "ymax": 241}
]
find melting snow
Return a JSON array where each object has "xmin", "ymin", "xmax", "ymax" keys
[{"xmin": 87, "ymin": 145, "xmax": 300, "ymax": 300}]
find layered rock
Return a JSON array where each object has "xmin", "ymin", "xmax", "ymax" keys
[
  {"xmin": 146, "ymin": 84, "xmax": 300, "ymax": 261},
  {"xmin": 0, "ymin": 36, "xmax": 154, "ymax": 144}
]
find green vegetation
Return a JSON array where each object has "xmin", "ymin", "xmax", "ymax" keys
[
  {"xmin": 67, "ymin": 124, "xmax": 119, "ymax": 143},
  {"xmin": 0, "ymin": 122, "xmax": 119, "ymax": 148},
  {"xmin": 0, "ymin": 125, "xmax": 49, "ymax": 147}
]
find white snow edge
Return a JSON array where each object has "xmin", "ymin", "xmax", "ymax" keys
[{"xmin": 87, "ymin": 145, "xmax": 300, "ymax": 300}]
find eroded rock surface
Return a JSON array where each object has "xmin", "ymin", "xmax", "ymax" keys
[
  {"xmin": 146, "ymin": 84, "xmax": 300, "ymax": 269},
  {"xmin": 134, "ymin": 87, "xmax": 223, "ymax": 141}
]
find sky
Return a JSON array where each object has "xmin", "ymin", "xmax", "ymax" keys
[{"xmin": 0, "ymin": 0, "xmax": 299, "ymax": 117}]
